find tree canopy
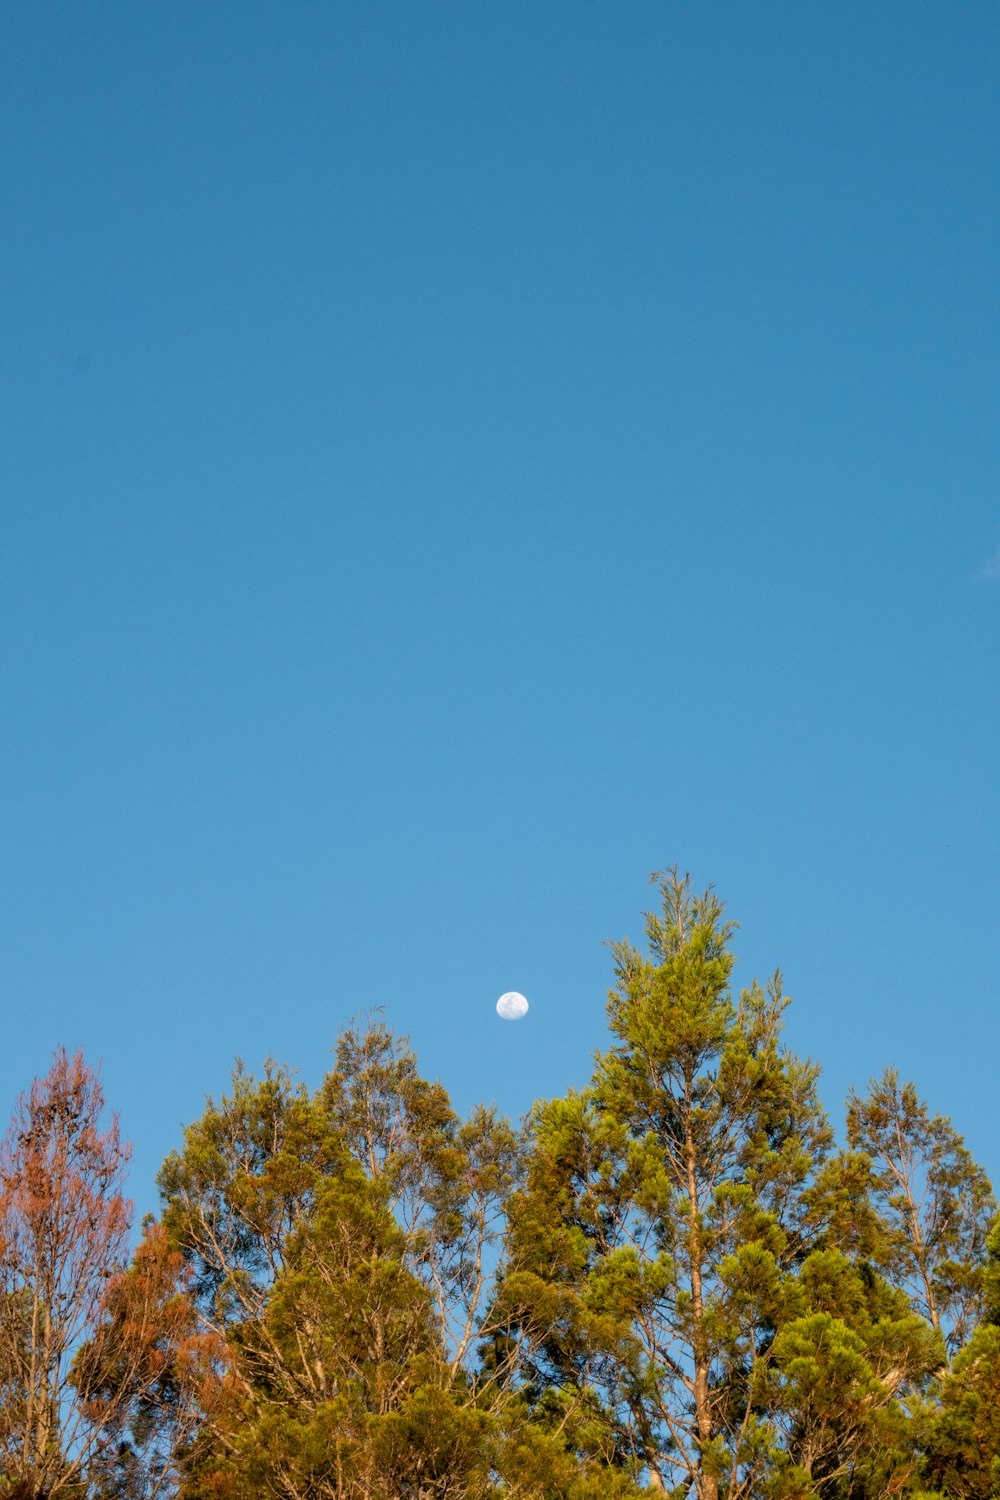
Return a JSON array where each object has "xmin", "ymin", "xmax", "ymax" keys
[{"xmin": 0, "ymin": 873, "xmax": 995, "ymax": 1499}]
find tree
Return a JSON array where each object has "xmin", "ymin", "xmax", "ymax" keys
[
  {"xmin": 0, "ymin": 1049, "xmax": 206, "ymax": 1500},
  {"xmin": 760, "ymin": 1247, "xmax": 941, "ymax": 1497},
  {"xmin": 846, "ymin": 1071, "xmax": 995, "ymax": 1358},
  {"xmin": 74, "ymin": 872, "xmax": 995, "ymax": 1497},
  {"xmin": 220, "ymin": 1163, "xmax": 495, "ymax": 1499},
  {"xmin": 78, "ymin": 1223, "xmax": 222, "ymax": 1500},
  {"xmin": 917, "ymin": 1217, "xmax": 1000, "ymax": 1498},
  {"xmin": 157, "ymin": 1056, "xmax": 345, "ymax": 1420},
  {"xmin": 497, "ymin": 872, "xmax": 841, "ymax": 1497},
  {"xmin": 156, "ymin": 1025, "xmax": 532, "ymax": 1499},
  {"xmin": 321, "ymin": 1020, "xmax": 525, "ymax": 1386}
]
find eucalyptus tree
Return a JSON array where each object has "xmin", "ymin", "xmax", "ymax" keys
[
  {"xmin": 155, "ymin": 1024, "xmax": 536, "ymax": 1498},
  {"xmin": 846, "ymin": 1070, "xmax": 994, "ymax": 1359},
  {"xmin": 157, "ymin": 1057, "xmax": 344, "ymax": 1418},
  {"xmin": 321, "ymin": 1020, "xmax": 526, "ymax": 1384}
]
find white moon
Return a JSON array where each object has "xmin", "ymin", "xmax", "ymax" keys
[{"xmin": 496, "ymin": 991, "xmax": 529, "ymax": 1021}]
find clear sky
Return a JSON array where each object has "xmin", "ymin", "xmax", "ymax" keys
[{"xmin": 2, "ymin": 4, "xmax": 998, "ymax": 1216}]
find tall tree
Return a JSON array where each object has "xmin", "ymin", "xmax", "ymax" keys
[
  {"xmin": 156, "ymin": 1025, "xmax": 533, "ymax": 1498},
  {"xmin": 218, "ymin": 1160, "xmax": 493, "ymax": 1499},
  {"xmin": 760, "ymin": 1246, "xmax": 941, "ymax": 1496},
  {"xmin": 498, "ymin": 871, "xmax": 838, "ymax": 1498},
  {"xmin": 77, "ymin": 1223, "xmax": 221, "ymax": 1500},
  {"xmin": 157, "ymin": 1056, "xmax": 345, "ymax": 1418},
  {"xmin": 846, "ymin": 1071, "xmax": 995, "ymax": 1358},
  {"xmin": 916, "ymin": 1216, "xmax": 1000, "ymax": 1498},
  {"xmin": 0, "ymin": 1049, "xmax": 204, "ymax": 1500},
  {"xmin": 321, "ymin": 1021, "xmax": 525, "ymax": 1384}
]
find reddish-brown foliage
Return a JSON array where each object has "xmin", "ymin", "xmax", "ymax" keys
[{"xmin": 0, "ymin": 1049, "xmax": 213, "ymax": 1500}]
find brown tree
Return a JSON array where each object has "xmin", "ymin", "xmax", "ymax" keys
[{"xmin": 0, "ymin": 1049, "xmax": 210, "ymax": 1500}]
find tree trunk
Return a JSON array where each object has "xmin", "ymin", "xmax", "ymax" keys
[{"xmin": 686, "ymin": 1121, "xmax": 718, "ymax": 1500}]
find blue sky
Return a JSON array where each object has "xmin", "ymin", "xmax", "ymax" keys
[{"xmin": 2, "ymin": 3, "xmax": 997, "ymax": 1216}]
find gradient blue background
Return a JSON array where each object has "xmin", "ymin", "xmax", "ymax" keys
[{"xmin": 2, "ymin": 3, "xmax": 997, "ymax": 1215}]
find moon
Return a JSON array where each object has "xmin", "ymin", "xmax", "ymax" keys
[{"xmin": 496, "ymin": 991, "xmax": 529, "ymax": 1021}]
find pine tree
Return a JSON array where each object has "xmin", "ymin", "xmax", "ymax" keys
[
  {"xmin": 497, "ymin": 872, "xmax": 839, "ymax": 1497},
  {"xmin": 918, "ymin": 1218, "xmax": 1000, "ymax": 1498}
]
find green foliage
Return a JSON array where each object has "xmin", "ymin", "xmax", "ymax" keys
[
  {"xmin": 488, "ymin": 871, "xmax": 995, "ymax": 1500},
  {"xmin": 847, "ymin": 1070, "xmax": 995, "ymax": 1359},
  {"xmin": 154, "ymin": 1026, "xmax": 536, "ymax": 1499},
  {"xmin": 6, "ymin": 870, "xmax": 999, "ymax": 1497},
  {"xmin": 919, "ymin": 1325, "xmax": 1000, "ymax": 1498},
  {"xmin": 157, "ymin": 1058, "xmax": 345, "ymax": 1322},
  {"xmin": 760, "ymin": 1251, "xmax": 942, "ymax": 1494},
  {"xmin": 494, "ymin": 871, "xmax": 846, "ymax": 1499},
  {"xmin": 917, "ymin": 1222, "xmax": 1000, "ymax": 1498},
  {"xmin": 218, "ymin": 1164, "xmax": 498, "ymax": 1498}
]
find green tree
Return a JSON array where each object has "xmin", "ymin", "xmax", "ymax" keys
[
  {"xmin": 222, "ymin": 1163, "xmax": 494, "ymax": 1498},
  {"xmin": 156, "ymin": 1024, "xmax": 537, "ymax": 1498},
  {"xmin": 157, "ymin": 1055, "xmax": 345, "ymax": 1424},
  {"xmin": 146, "ymin": 890, "xmax": 997, "ymax": 1499},
  {"xmin": 846, "ymin": 1072, "xmax": 994, "ymax": 1358},
  {"xmin": 321, "ymin": 1020, "xmax": 525, "ymax": 1386},
  {"xmin": 760, "ymin": 1247, "xmax": 941, "ymax": 1497},
  {"xmin": 918, "ymin": 1218, "xmax": 1000, "ymax": 1498},
  {"xmin": 497, "ymin": 871, "xmax": 836, "ymax": 1498}
]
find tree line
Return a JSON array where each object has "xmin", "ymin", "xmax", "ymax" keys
[{"xmin": 1, "ymin": 871, "xmax": 997, "ymax": 1499}]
